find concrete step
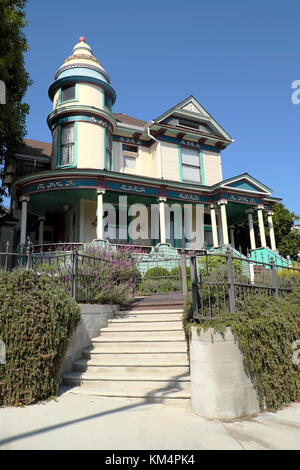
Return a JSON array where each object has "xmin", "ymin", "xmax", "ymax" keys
[
  {"xmin": 90, "ymin": 340, "xmax": 188, "ymax": 353},
  {"xmin": 93, "ymin": 331, "xmax": 186, "ymax": 341},
  {"xmin": 101, "ymin": 322, "xmax": 183, "ymax": 331},
  {"xmin": 117, "ymin": 309, "xmax": 184, "ymax": 315},
  {"xmin": 73, "ymin": 362, "xmax": 190, "ymax": 378},
  {"xmin": 110, "ymin": 313, "xmax": 183, "ymax": 322},
  {"xmin": 64, "ymin": 373, "xmax": 191, "ymax": 397},
  {"xmin": 82, "ymin": 350, "xmax": 189, "ymax": 365}
]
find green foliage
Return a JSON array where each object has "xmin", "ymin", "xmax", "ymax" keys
[
  {"xmin": 0, "ymin": 269, "xmax": 80, "ymax": 407},
  {"xmin": 136, "ymin": 266, "xmax": 181, "ymax": 294},
  {"xmin": 144, "ymin": 267, "xmax": 170, "ymax": 279},
  {"xmin": 0, "ymin": 0, "xmax": 31, "ymax": 213},
  {"xmin": 184, "ymin": 287, "xmax": 300, "ymax": 411}
]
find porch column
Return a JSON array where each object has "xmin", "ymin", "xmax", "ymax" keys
[
  {"xmin": 96, "ymin": 189, "xmax": 106, "ymax": 239},
  {"xmin": 20, "ymin": 196, "xmax": 30, "ymax": 245},
  {"xmin": 38, "ymin": 216, "xmax": 46, "ymax": 245},
  {"xmin": 229, "ymin": 226, "xmax": 235, "ymax": 249},
  {"xmin": 218, "ymin": 200, "xmax": 229, "ymax": 245},
  {"xmin": 257, "ymin": 204, "xmax": 267, "ymax": 248},
  {"xmin": 210, "ymin": 204, "xmax": 219, "ymax": 248},
  {"xmin": 267, "ymin": 210, "xmax": 277, "ymax": 251},
  {"xmin": 246, "ymin": 209, "xmax": 256, "ymax": 250},
  {"xmin": 158, "ymin": 196, "xmax": 167, "ymax": 244}
]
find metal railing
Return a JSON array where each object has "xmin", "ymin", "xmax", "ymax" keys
[{"xmin": 189, "ymin": 247, "xmax": 300, "ymax": 321}]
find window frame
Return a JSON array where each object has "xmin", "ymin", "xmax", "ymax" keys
[
  {"xmin": 59, "ymin": 122, "xmax": 76, "ymax": 168},
  {"xmin": 60, "ymin": 84, "xmax": 77, "ymax": 104},
  {"xmin": 181, "ymin": 146, "xmax": 202, "ymax": 183},
  {"xmin": 122, "ymin": 143, "xmax": 138, "ymax": 170}
]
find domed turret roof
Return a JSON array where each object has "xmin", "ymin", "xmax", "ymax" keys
[{"xmin": 54, "ymin": 37, "xmax": 110, "ymax": 84}]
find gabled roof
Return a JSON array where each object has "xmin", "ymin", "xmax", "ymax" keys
[
  {"xmin": 16, "ymin": 139, "xmax": 52, "ymax": 159},
  {"xmin": 213, "ymin": 173, "xmax": 273, "ymax": 195},
  {"xmin": 152, "ymin": 95, "xmax": 233, "ymax": 142},
  {"xmin": 113, "ymin": 113, "xmax": 147, "ymax": 128}
]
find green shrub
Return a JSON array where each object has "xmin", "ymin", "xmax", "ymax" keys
[
  {"xmin": 144, "ymin": 267, "xmax": 170, "ymax": 279},
  {"xmin": 0, "ymin": 269, "xmax": 80, "ymax": 407},
  {"xmin": 184, "ymin": 287, "xmax": 300, "ymax": 411}
]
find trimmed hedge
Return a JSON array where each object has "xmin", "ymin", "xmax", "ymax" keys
[{"xmin": 0, "ymin": 269, "xmax": 80, "ymax": 407}]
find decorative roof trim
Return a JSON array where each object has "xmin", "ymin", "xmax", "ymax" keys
[
  {"xmin": 55, "ymin": 63, "xmax": 110, "ymax": 83},
  {"xmin": 48, "ymin": 76, "xmax": 116, "ymax": 104}
]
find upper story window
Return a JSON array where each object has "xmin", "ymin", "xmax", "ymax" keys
[
  {"xmin": 181, "ymin": 147, "xmax": 201, "ymax": 183},
  {"xmin": 106, "ymin": 130, "xmax": 112, "ymax": 170},
  {"xmin": 178, "ymin": 118, "xmax": 213, "ymax": 134},
  {"xmin": 61, "ymin": 84, "xmax": 76, "ymax": 103},
  {"xmin": 60, "ymin": 123, "xmax": 74, "ymax": 166},
  {"xmin": 122, "ymin": 144, "xmax": 138, "ymax": 169}
]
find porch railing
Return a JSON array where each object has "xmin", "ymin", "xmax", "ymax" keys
[{"xmin": 189, "ymin": 246, "xmax": 300, "ymax": 321}]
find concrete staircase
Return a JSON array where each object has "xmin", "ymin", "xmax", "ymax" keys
[{"xmin": 64, "ymin": 295, "xmax": 191, "ymax": 406}]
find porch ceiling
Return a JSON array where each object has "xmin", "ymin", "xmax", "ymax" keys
[{"xmin": 226, "ymin": 202, "xmax": 251, "ymax": 225}]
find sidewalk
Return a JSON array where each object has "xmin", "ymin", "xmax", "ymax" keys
[{"xmin": 0, "ymin": 388, "xmax": 300, "ymax": 450}]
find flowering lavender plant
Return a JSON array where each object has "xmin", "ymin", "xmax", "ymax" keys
[{"xmin": 33, "ymin": 245, "xmax": 141, "ymax": 305}]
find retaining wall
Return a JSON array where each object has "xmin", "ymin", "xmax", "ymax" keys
[
  {"xmin": 189, "ymin": 327, "xmax": 262, "ymax": 420},
  {"xmin": 60, "ymin": 303, "xmax": 120, "ymax": 380}
]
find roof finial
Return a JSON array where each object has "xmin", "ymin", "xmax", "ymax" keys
[{"xmin": 79, "ymin": 36, "xmax": 86, "ymax": 43}]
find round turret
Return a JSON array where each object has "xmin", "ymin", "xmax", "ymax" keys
[{"xmin": 47, "ymin": 38, "xmax": 116, "ymax": 171}]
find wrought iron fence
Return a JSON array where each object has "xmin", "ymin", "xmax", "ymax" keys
[{"xmin": 189, "ymin": 247, "xmax": 300, "ymax": 321}]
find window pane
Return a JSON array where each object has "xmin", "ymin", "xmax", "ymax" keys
[
  {"xmin": 181, "ymin": 147, "xmax": 199, "ymax": 166},
  {"xmin": 61, "ymin": 144, "xmax": 74, "ymax": 165},
  {"xmin": 106, "ymin": 130, "xmax": 112, "ymax": 151},
  {"xmin": 106, "ymin": 151, "xmax": 112, "ymax": 170},
  {"xmin": 61, "ymin": 85, "xmax": 75, "ymax": 102},
  {"xmin": 182, "ymin": 165, "xmax": 200, "ymax": 182},
  {"xmin": 61, "ymin": 124, "xmax": 74, "ymax": 144},
  {"xmin": 124, "ymin": 155, "xmax": 136, "ymax": 169}
]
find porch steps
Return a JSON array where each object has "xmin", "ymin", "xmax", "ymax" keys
[{"xmin": 64, "ymin": 298, "xmax": 190, "ymax": 406}]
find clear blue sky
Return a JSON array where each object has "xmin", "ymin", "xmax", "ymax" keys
[{"xmin": 19, "ymin": 0, "xmax": 300, "ymax": 216}]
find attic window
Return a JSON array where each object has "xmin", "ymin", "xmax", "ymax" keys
[
  {"xmin": 178, "ymin": 119, "xmax": 213, "ymax": 134},
  {"xmin": 178, "ymin": 119, "xmax": 199, "ymax": 129}
]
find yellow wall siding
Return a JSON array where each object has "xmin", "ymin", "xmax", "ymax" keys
[
  {"xmin": 161, "ymin": 142, "xmax": 180, "ymax": 181},
  {"xmin": 202, "ymin": 149, "xmax": 222, "ymax": 186},
  {"xmin": 112, "ymin": 141, "xmax": 121, "ymax": 172},
  {"xmin": 77, "ymin": 83, "xmax": 104, "ymax": 109},
  {"xmin": 51, "ymin": 127, "xmax": 58, "ymax": 169},
  {"xmin": 77, "ymin": 121, "xmax": 105, "ymax": 169},
  {"xmin": 53, "ymin": 90, "xmax": 59, "ymax": 110}
]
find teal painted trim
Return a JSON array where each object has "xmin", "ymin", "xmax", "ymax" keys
[
  {"xmin": 57, "ymin": 122, "xmax": 77, "ymax": 169},
  {"xmin": 200, "ymin": 149, "xmax": 205, "ymax": 185},
  {"xmin": 104, "ymin": 128, "xmax": 106, "ymax": 170},
  {"xmin": 178, "ymin": 145, "xmax": 183, "ymax": 182},
  {"xmin": 49, "ymin": 76, "xmax": 116, "ymax": 104}
]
